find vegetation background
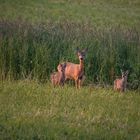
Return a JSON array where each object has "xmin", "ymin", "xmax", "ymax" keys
[
  {"xmin": 0, "ymin": 0, "xmax": 140, "ymax": 88},
  {"xmin": 0, "ymin": 0, "xmax": 140, "ymax": 140}
]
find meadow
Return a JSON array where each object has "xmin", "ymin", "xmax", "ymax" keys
[
  {"xmin": 0, "ymin": 0, "xmax": 140, "ymax": 87},
  {"xmin": 0, "ymin": 81, "xmax": 140, "ymax": 140},
  {"xmin": 0, "ymin": 0, "xmax": 140, "ymax": 139},
  {"xmin": 0, "ymin": 0, "xmax": 140, "ymax": 28}
]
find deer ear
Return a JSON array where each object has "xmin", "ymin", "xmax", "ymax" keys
[
  {"xmin": 83, "ymin": 48, "xmax": 88, "ymax": 53},
  {"xmin": 120, "ymin": 69, "xmax": 123, "ymax": 74},
  {"xmin": 126, "ymin": 70, "xmax": 129, "ymax": 75},
  {"xmin": 75, "ymin": 47, "xmax": 80, "ymax": 55}
]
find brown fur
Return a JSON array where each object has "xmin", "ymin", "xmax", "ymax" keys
[
  {"xmin": 114, "ymin": 70, "xmax": 129, "ymax": 92},
  {"xmin": 50, "ymin": 63, "xmax": 66, "ymax": 86},
  {"xmin": 57, "ymin": 48, "xmax": 88, "ymax": 88}
]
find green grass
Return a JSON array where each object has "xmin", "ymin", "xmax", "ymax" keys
[
  {"xmin": 0, "ymin": 20, "xmax": 139, "ymax": 88},
  {"xmin": 0, "ymin": 81, "xmax": 140, "ymax": 140},
  {"xmin": 0, "ymin": 1, "xmax": 140, "ymax": 87},
  {"xmin": 0, "ymin": 0, "xmax": 140, "ymax": 28},
  {"xmin": 0, "ymin": 1, "xmax": 140, "ymax": 139}
]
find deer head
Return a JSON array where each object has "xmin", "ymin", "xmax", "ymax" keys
[
  {"xmin": 76, "ymin": 47, "xmax": 88, "ymax": 61},
  {"xmin": 121, "ymin": 69, "xmax": 129, "ymax": 79}
]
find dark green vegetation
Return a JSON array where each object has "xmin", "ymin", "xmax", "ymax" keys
[
  {"xmin": 0, "ymin": 20, "xmax": 139, "ymax": 89},
  {"xmin": 0, "ymin": 81, "xmax": 140, "ymax": 140}
]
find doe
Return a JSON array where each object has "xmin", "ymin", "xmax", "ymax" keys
[{"xmin": 57, "ymin": 47, "xmax": 88, "ymax": 89}]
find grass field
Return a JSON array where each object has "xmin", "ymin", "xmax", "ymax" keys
[
  {"xmin": 0, "ymin": 81, "xmax": 140, "ymax": 140},
  {"xmin": 0, "ymin": 0, "xmax": 140, "ymax": 84},
  {"xmin": 0, "ymin": 0, "xmax": 140, "ymax": 139},
  {"xmin": 0, "ymin": 0, "xmax": 140, "ymax": 28}
]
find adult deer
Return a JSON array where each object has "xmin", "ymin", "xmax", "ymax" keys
[
  {"xmin": 57, "ymin": 47, "xmax": 88, "ymax": 89},
  {"xmin": 114, "ymin": 70, "xmax": 129, "ymax": 92},
  {"xmin": 50, "ymin": 63, "xmax": 66, "ymax": 86}
]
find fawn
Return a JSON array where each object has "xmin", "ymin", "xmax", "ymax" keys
[
  {"xmin": 50, "ymin": 63, "xmax": 66, "ymax": 86},
  {"xmin": 57, "ymin": 47, "xmax": 88, "ymax": 88},
  {"xmin": 114, "ymin": 70, "xmax": 129, "ymax": 92}
]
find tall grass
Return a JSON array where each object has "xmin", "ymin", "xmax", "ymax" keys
[{"xmin": 0, "ymin": 20, "xmax": 140, "ymax": 89}]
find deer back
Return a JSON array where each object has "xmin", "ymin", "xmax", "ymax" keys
[{"xmin": 64, "ymin": 62, "xmax": 82, "ymax": 80}]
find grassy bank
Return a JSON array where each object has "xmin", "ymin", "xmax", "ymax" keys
[{"xmin": 0, "ymin": 81, "xmax": 140, "ymax": 140}]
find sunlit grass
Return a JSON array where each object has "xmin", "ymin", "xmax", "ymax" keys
[{"xmin": 0, "ymin": 81, "xmax": 140, "ymax": 139}]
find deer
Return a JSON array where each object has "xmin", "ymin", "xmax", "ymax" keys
[
  {"xmin": 50, "ymin": 63, "xmax": 66, "ymax": 87},
  {"xmin": 57, "ymin": 47, "xmax": 88, "ymax": 89},
  {"xmin": 114, "ymin": 70, "xmax": 129, "ymax": 92}
]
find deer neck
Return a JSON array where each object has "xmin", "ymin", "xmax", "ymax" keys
[
  {"xmin": 79, "ymin": 59, "xmax": 84, "ymax": 70},
  {"xmin": 124, "ymin": 77, "xmax": 127, "ymax": 83},
  {"xmin": 121, "ymin": 77, "xmax": 127, "ymax": 86}
]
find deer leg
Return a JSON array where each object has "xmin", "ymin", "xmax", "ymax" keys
[
  {"xmin": 78, "ymin": 75, "xmax": 83, "ymax": 89},
  {"xmin": 78, "ymin": 79, "xmax": 82, "ymax": 89},
  {"xmin": 114, "ymin": 86, "xmax": 117, "ymax": 91},
  {"xmin": 121, "ymin": 88, "xmax": 125, "ymax": 92},
  {"xmin": 75, "ymin": 79, "xmax": 78, "ymax": 88}
]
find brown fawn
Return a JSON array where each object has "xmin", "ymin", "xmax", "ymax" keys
[
  {"xmin": 50, "ymin": 63, "xmax": 66, "ymax": 86},
  {"xmin": 57, "ymin": 47, "xmax": 88, "ymax": 88},
  {"xmin": 114, "ymin": 70, "xmax": 129, "ymax": 92}
]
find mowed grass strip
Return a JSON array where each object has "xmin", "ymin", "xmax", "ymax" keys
[{"xmin": 0, "ymin": 81, "xmax": 140, "ymax": 140}]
